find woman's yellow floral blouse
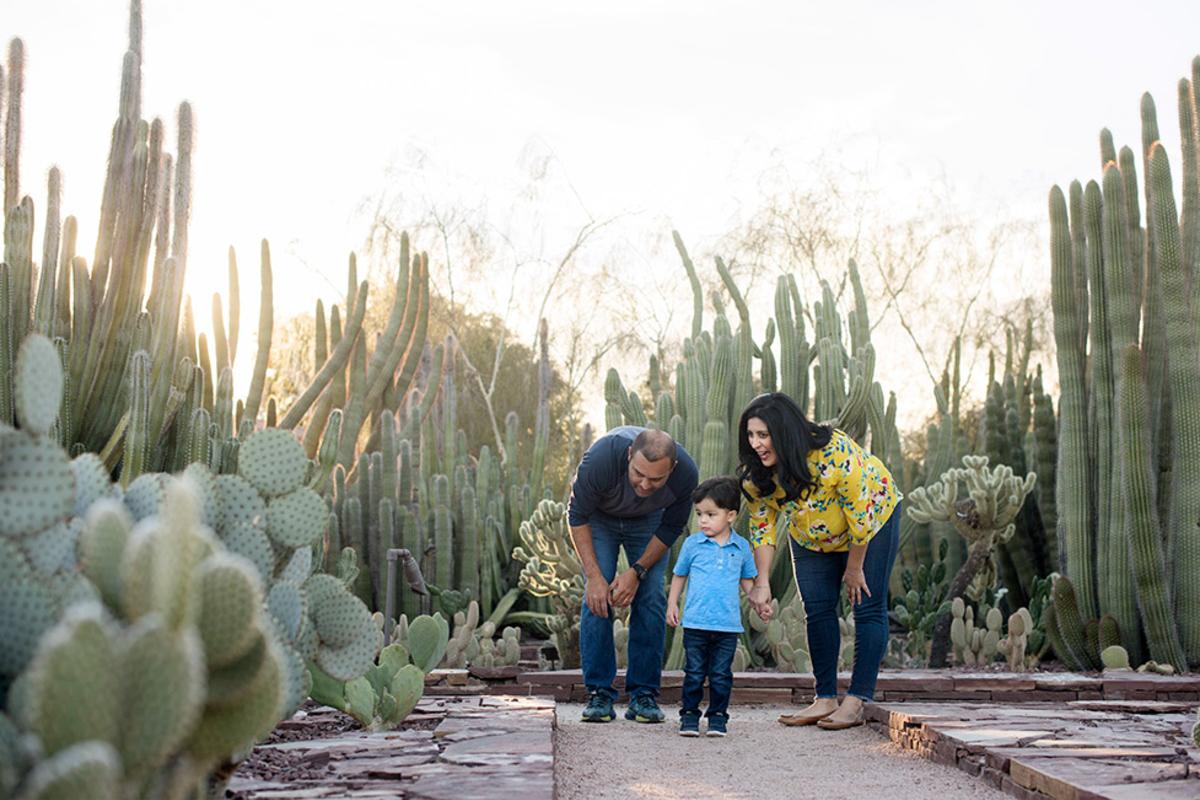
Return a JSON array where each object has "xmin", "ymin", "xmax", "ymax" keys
[{"xmin": 743, "ymin": 429, "xmax": 900, "ymax": 553}]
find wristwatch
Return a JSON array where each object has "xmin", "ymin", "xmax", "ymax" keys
[{"xmin": 632, "ymin": 563, "xmax": 647, "ymax": 581}]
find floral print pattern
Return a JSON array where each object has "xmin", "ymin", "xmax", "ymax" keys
[{"xmin": 744, "ymin": 429, "xmax": 899, "ymax": 553}]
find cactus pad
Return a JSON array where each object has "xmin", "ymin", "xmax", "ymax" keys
[
  {"xmin": 16, "ymin": 740, "xmax": 119, "ymax": 800},
  {"xmin": 14, "ymin": 334, "xmax": 64, "ymax": 437},
  {"xmin": 0, "ymin": 432, "xmax": 74, "ymax": 538},
  {"xmin": 71, "ymin": 454, "xmax": 115, "ymax": 518},
  {"xmin": 406, "ymin": 614, "xmax": 450, "ymax": 673},
  {"xmin": 196, "ymin": 555, "xmax": 263, "ymax": 668},
  {"xmin": 278, "ymin": 547, "xmax": 313, "ymax": 585},
  {"xmin": 186, "ymin": 638, "xmax": 285, "ymax": 765},
  {"xmin": 0, "ymin": 578, "xmax": 60, "ymax": 677},
  {"xmin": 267, "ymin": 582, "xmax": 305, "ymax": 642},
  {"xmin": 316, "ymin": 622, "xmax": 384, "ymax": 682},
  {"xmin": 182, "ymin": 463, "xmax": 219, "ymax": 529},
  {"xmin": 214, "ymin": 474, "xmax": 267, "ymax": 535},
  {"xmin": 23, "ymin": 519, "xmax": 82, "ymax": 575},
  {"xmin": 205, "ymin": 634, "xmax": 267, "ymax": 708},
  {"xmin": 302, "ymin": 574, "xmax": 344, "ymax": 608},
  {"xmin": 312, "ymin": 590, "xmax": 373, "ymax": 649},
  {"xmin": 25, "ymin": 604, "xmax": 119, "ymax": 756},
  {"xmin": 123, "ymin": 474, "xmax": 168, "ymax": 522},
  {"xmin": 116, "ymin": 617, "xmax": 205, "ymax": 779},
  {"xmin": 238, "ymin": 429, "xmax": 308, "ymax": 497},
  {"xmin": 388, "ymin": 664, "xmax": 424, "ymax": 722},
  {"xmin": 265, "ymin": 488, "xmax": 326, "ymax": 548},
  {"xmin": 222, "ymin": 521, "xmax": 275, "ymax": 584}
]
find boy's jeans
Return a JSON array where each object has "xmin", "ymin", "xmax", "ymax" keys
[
  {"xmin": 680, "ymin": 628, "xmax": 739, "ymax": 717},
  {"xmin": 580, "ymin": 510, "xmax": 667, "ymax": 701},
  {"xmin": 790, "ymin": 502, "xmax": 901, "ymax": 702}
]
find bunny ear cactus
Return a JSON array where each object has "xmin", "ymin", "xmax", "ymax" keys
[{"xmin": 3, "ymin": 475, "xmax": 288, "ymax": 799}]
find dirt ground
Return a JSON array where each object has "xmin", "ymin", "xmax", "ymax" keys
[{"xmin": 555, "ymin": 703, "xmax": 1009, "ymax": 800}]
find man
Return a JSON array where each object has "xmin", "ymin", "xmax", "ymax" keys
[{"xmin": 568, "ymin": 426, "xmax": 699, "ymax": 723}]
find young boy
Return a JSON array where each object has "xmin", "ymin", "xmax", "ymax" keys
[{"xmin": 666, "ymin": 476, "xmax": 758, "ymax": 737}]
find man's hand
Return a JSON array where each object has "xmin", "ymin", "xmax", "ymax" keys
[
  {"xmin": 585, "ymin": 574, "xmax": 611, "ymax": 618},
  {"xmin": 666, "ymin": 603, "xmax": 681, "ymax": 627},
  {"xmin": 609, "ymin": 569, "xmax": 640, "ymax": 607},
  {"xmin": 749, "ymin": 583, "xmax": 773, "ymax": 621},
  {"xmin": 843, "ymin": 567, "xmax": 871, "ymax": 607}
]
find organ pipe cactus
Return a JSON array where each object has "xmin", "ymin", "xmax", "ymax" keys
[
  {"xmin": 0, "ymin": 13, "xmax": 436, "ymax": 491},
  {"xmin": 1048, "ymin": 53, "xmax": 1200, "ymax": 668}
]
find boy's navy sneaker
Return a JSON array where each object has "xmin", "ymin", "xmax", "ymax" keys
[
  {"xmin": 679, "ymin": 710, "xmax": 701, "ymax": 737},
  {"xmin": 706, "ymin": 713, "xmax": 728, "ymax": 737},
  {"xmin": 624, "ymin": 694, "xmax": 665, "ymax": 723},
  {"xmin": 581, "ymin": 692, "xmax": 615, "ymax": 722}
]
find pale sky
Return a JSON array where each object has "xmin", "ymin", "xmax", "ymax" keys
[{"xmin": 8, "ymin": 0, "xmax": 1200, "ymax": 429}]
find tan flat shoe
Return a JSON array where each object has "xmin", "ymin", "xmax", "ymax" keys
[
  {"xmin": 816, "ymin": 710, "xmax": 864, "ymax": 730},
  {"xmin": 777, "ymin": 709, "xmax": 834, "ymax": 727}
]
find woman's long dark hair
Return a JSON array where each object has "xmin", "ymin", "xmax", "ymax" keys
[{"xmin": 736, "ymin": 392, "xmax": 832, "ymax": 503}]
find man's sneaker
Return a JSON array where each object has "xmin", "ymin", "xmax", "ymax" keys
[
  {"xmin": 679, "ymin": 710, "xmax": 701, "ymax": 737},
  {"xmin": 624, "ymin": 694, "xmax": 666, "ymax": 723},
  {"xmin": 581, "ymin": 692, "xmax": 615, "ymax": 722},
  {"xmin": 706, "ymin": 713, "xmax": 728, "ymax": 737}
]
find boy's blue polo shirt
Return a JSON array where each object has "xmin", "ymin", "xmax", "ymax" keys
[{"xmin": 673, "ymin": 530, "xmax": 757, "ymax": 633}]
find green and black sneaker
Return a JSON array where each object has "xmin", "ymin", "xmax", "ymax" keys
[
  {"xmin": 581, "ymin": 692, "xmax": 616, "ymax": 722},
  {"xmin": 624, "ymin": 694, "xmax": 665, "ymax": 723}
]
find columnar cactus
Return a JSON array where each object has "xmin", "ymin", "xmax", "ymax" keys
[{"xmin": 1048, "ymin": 54, "xmax": 1200, "ymax": 668}]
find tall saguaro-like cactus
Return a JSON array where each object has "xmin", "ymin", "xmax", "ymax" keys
[{"xmin": 1048, "ymin": 53, "xmax": 1200, "ymax": 668}]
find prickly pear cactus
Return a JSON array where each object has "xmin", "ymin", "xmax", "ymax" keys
[
  {"xmin": 3, "ymin": 476, "xmax": 288, "ymax": 799},
  {"xmin": 308, "ymin": 643, "xmax": 425, "ymax": 731},
  {"xmin": 766, "ymin": 596, "xmax": 810, "ymax": 672}
]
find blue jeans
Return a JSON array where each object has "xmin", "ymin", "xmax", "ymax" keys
[
  {"xmin": 580, "ymin": 510, "xmax": 667, "ymax": 701},
  {"xmin": 681, "ymin": 628, "xmax": 738, "ymax": 718},
  {"xmin": 790, "ymin": 502, "xmax": 900, "ymax": 702}
]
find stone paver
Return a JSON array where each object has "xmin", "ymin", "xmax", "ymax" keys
[
  {"xmin": 227, "ymin": 696, "xmax": 554, "ymax": 800},
  {"xmin": 867, "ymin": 700, "xmax": 1200, "ymax": 799}
]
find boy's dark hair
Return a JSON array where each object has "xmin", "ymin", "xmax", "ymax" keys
[{"xmin": 691, "ymin": 476, "xmax": 741, "ymax": 513}]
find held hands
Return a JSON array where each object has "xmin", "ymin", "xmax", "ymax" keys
[
  {"xmin": 843, "ymin": 567, "xmax": 871, "ymax": 606},
  {"xmin": 748, "ymin": 583, "xmax": 774, "ymax": 621}
]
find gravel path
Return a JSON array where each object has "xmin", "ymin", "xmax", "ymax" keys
[{"xmin": 555, "ymin": 703, "xmax": 1008, "ymax": 800}]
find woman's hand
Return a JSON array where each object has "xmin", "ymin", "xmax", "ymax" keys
[
  {"xmin": 749, "ymin": 583, "xmax": 773, "ymax": 620},
  {"xmin": 843, "ymin": 567, "xmax": 871, "ymax": 606},
  {"xmin": 585, "ymin": 573, "xmax": 611, "ymax": 618}
]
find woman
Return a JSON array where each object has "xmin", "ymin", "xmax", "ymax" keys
[{"xmin": 739, "ymin": 392, "xmax": 900, "ymax": 730}]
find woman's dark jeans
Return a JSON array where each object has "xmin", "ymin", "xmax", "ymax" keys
[
  {"xmin": 680, "ymin": 628, "xmax": 739, "ymax": 718},
  {"xmin": 790, "ymin": 502, "xmax": 900, "ymax": 702}
]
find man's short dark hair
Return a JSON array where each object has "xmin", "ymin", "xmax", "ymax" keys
[
  {"xmin": 691, "ymin": 476, "xmax": 741, "ymax": 513},
  {"xmin": 631, "ymin": 429, "xmax": 677, "ymax": 464}
]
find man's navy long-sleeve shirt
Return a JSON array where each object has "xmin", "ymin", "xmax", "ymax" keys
[{"xmin": 567, "ymin": 426, "xmax": 699, "ymax": 547}]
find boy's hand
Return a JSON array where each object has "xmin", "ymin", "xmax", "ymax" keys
[{"xmin": 666, "ymin": 604, "xmax": 680, "ymax": 627}]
